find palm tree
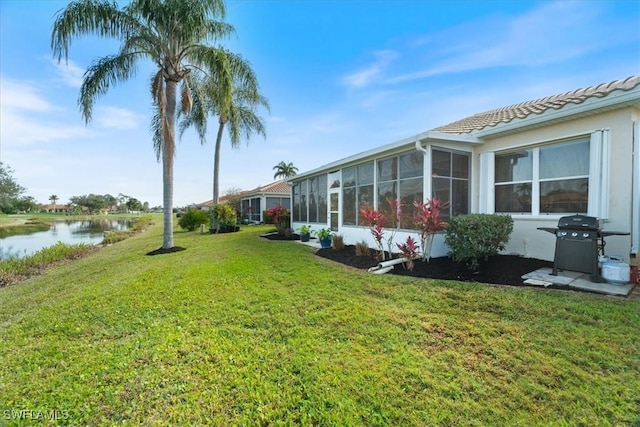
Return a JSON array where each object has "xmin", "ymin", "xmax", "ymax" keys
[
  {"xmin": 51, "ymin": 0, "xmax": 237, "ymax": 250},
  {"xmin": 273, "ymin": 161, "xmax": 298, "ymax": 180},
  {"xmin": 49, "ymin": 194, "xmax": 58, "ymax": 208},
  {"xmin": 179, "ymin": 69, "xmax": 269, "ymax": 205}
]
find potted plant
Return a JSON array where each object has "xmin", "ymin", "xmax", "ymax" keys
[
  {"xmin": 314, "ymin": 227, "xmax": 333, "ymax": 248},
  {"xmin": 297, "ymin": 224, "xmax": 312, "ymax": 242}
]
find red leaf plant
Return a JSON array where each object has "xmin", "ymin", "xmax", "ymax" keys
[
  {"xmin": 360, "ymin": 207, "xmax": 387, "ymax": 260},
  {"xmin": 412, "ymin": 198, "xmax": 448, "ymax": 262},
  {"xmin": 396, "ymin": 235, "xmax": 419, "ymax": 271}
]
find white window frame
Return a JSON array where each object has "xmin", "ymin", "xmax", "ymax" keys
[{"xmin": 480, "ymin": 130, "xmax": 609, "ymax": 218}]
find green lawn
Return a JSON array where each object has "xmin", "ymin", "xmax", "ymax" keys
[{"xmin": 1, "ymin": 223, "xmax": 639, "ymax": 425}]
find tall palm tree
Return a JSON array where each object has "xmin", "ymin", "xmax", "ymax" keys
[
  {"xmin": 179, "ymin": 69, "xmax": 269, "ymax": 205},
  {"xmin": 51, "ymin": 0, "xmax": 237, "ymax": 250},
  {"xmin": 273, "ymin": 161, "xmax": 298, "ymax": 180},
  {"xmin": 49, "ymin": 194, "xmax": 58, "ymax": 208}
]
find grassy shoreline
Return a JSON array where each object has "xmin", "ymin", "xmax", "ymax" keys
[{"xmin": 1, "ymin": 222, "xmax": 639, "ymax": 425}]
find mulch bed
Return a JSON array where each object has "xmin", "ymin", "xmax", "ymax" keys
[
  {"xmin": 261, "ymin": 234, "xmax": 639, "ymax": 296},
  {"xmin": 316, "ymin": 244, "xmax": 554, "ymax": 286},
  {"xmin": 146, "ymin": 246, "xmax": 187, "ymax": 256}
]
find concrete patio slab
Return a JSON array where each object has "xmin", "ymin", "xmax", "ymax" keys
[{"xmin": 523, "ymin": 268, "xmax": 635, "ymax": 296}]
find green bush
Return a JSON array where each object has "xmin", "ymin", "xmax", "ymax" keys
[
  {"xmin": 178, "ymin": 208, "xmax": 209, "ymax": 231},
  {"xmin": 445, "ymin": 213, "xmax": 514, "ymax": 270},
  {"xmin": 209, "ymin": 203, "xmax": 237, "ymax": 232}
]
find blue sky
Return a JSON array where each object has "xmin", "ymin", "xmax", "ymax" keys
[{"xmin": 1, "ymin": 0, "xmax": 638, "ymax": 207}]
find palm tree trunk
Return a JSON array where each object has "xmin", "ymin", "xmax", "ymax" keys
[
  {"xmin": 213, "ymin": 120, "xmax": 226, "ymax": 204},
  {"xmin": 162, "ymin": 79, "xmax": 177, "ymax": 249}
]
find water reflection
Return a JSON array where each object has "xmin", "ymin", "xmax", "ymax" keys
[{"xmin": 0, "ymin": 219, "xmax": 133, "ymax": 260}]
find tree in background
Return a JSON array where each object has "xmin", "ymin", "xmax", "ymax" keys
[
  {"xmin": 273, "ymin": 161, "xmax": 298, "ymax": 180},
  {"xmin": 126, "ymin": 197, "xmax": 143, "ymax": 212},
  {"xmin": 0, "ymin": 162, "xmax": 26, "ymax": 214},
  {"xmin": 52, "ymin": 0, "xmax": 238, "ymax": 250},
  {"xmin": 179, "ymin": 65, "xmax": 268, "ymax": 205},
  {"xmin": 15, "ymin": 196, "xmax": 39, "ymax": 213},
  {"xmin": 69, "ymin": 194, "xmax": 115, "ymax": 214},
  {"xmin": 222, "ymin": 187, "xmax": 244, "ymax": 217},
  {"xmin": 49, "ymin": 194, "xmax": 59, "ymax": 208}
]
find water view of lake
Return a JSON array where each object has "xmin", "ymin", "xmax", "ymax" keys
[{"xmin": 0, "ymin": 219, "xmax": 132, "ymax": 260}]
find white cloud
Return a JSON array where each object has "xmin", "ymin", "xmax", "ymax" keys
[
  {"xmin": 95, "ymin": 106, "xmax": 142, "ymax": 130},
  {"xmin": 50, "ymin": 58, "xmax": 85, "ymax": 88},
  {"xmin": 342, "ymin": 50, "xmax": 399, "ymax": 89},
  {"xmin": 0, "ymin": 77, "xmax": 58, "ymax": 112},
  {"xmin": 387, "ymin": 1, "xmax": 632, "ymax": 84},
  {"xmin": 0, "ymin": 77, "xmax": 89, "ymax": 146}
]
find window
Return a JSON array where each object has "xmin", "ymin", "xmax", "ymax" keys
[
  {"xmin": 266, "ymin": 197, "xmax": 290, "ymax": 210},
  {"xmin": 342, "ymin": 161, "xmax": 374, "ymax": 225},
  {"xmin": 317, "ymin": 175, "xmax": 327, "ymax": 223},
  {"xmin": 308, "ymin": 177, "xmax": 317, "ymax": 223},
  {"xmin": 494, "ymin": 149, "xmax": 532, "ymax": 213},
  {"xmin": 494, "ymin": 138, "xmax": 589, "ymax": 214},
  {"xmin": 377, "ymin": 152, "xmax": 423, "ymax": 228},
  {"xmin": 431, "ymin": 149, "xmax": 469, "ymax": 220},
  {"xmin": 292, "ymin": 183, "xmax": 301, "ymax": 221},
  {"xmin": 292, "ymin": 175, "xmax": 327, "ymax": 223}
]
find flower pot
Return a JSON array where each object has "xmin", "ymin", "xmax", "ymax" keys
[
  {"xmin": 300, "ymin": 233, "xmax": 310, "ymax": 242},
  {"xmin": 320, "ymin": 236, "xmax": 332, "ymax": 249}
]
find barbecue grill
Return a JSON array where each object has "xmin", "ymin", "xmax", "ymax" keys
[{"xmin": 538, "ymin": 214, "xmax": 629, "ymax": 283}]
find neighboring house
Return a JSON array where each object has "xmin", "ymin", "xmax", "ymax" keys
[
  {"xmin": 42, "ymin": 204, "xmax": 71, "ymax": 213},
  {"xmin": 290, "ymin": 76, "xmax": 640, "ymax": 263},
  {"xmin": 240, "ymin": 180, "xmax": 291, "ymax": 223},
  {"xmin": 194, "ymin": 194, "xmax": 233, "ymax": 211},
  {"xmin": 194, "ymin": 180, "xmax": 291, "ymax": 223}
]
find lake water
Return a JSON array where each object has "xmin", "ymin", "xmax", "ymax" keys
[{"xmin": 0, "ymin": 219, "xmax": 132, "ymax": 260}]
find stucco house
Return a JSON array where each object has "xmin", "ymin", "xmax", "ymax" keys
[
  {"xmin": 289, "ymin": 76, "xmax": 640, "ymax": 265},
  {"xmin": 240, "ymin": 179, "xmax": 291, "ymax": 223}
]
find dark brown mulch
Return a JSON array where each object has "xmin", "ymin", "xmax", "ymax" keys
[
  {"xmin": 146, "ymin": 246, "xmax": 187, "ymax": 256},
  {"xmin": 316, "ymin": 245, "xmax": 554, "ymax": 286},
  {"xmin": 260, "ymin": 232, "xmax": 305, "ymax": 241}
]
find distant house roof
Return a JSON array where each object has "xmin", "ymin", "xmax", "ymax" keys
[
  {"xmin": 433, "ymin": 75, "xmax": 640, "ymax": 134},
  {"xmin": 196, "ymin": 194, "xmax": 233, "ymax": 208},
  {"xmin": 195, "ymin": 180, "xmax": 290, "ymax": 207},
  {"xmin": 244, "ymin": 179, "xmax": 290, "ymax": 196}
]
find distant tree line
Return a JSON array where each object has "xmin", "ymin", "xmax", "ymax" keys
[
  {"xmin": 0, "ymin": 162, "xmax": 150, "ymax": 215},
  {"xmin": 0, "ymin": 162, "xmax": 38, "ymax": 214},
  {"xmin": 68, "ymin": 193, "xmax": 148, "ymax": 214}
]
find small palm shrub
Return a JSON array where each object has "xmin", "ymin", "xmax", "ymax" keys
[
  {"xmin": 178, "ymin": 208, "xmax": 209, "ymax": 231},
  {"xmin": 445, "ymin": 213, "xmax": 514, "ymax": 270},
  {"xmin": 355, "ymin": 241, "xmax": 370, "ymax": 257}
]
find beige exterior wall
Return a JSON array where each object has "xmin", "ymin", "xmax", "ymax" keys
[{"xmin": 471, "ymin": 106, "xmax": 639, "ymax": 262}]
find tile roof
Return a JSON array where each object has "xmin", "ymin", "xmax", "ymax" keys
[
  {"xmin": 196, "ymin": 180, "xmax": 290, "ymax": 206},
  {"xmin": 250, "ymin": 179, "xmax": 290, "ymax": 194},
  {"xmin": 433, "ymin": 75, "xmax": 640, "ymax": 134}
]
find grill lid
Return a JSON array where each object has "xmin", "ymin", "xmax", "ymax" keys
[{"xmin": 557, "ymin": 214, "xmax": 600, "ymax": 230}]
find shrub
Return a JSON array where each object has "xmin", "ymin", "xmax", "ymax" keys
[
  {"xmin": 178, "ymin": 208, "xmax": 209, "ymax": 231},
  {"xmin": 265, "ymin": 205, "xmax": 290, "ymax": 236},
  {"xmin": 332, "ymin": 234, "xmax": 345, "ymax": 250},
  {"xmin": 445, "ymin": 214, "xmax": 514, "ymax": 270},
  {"xmin": 355, "ymin": 241, "xmax": 370, "ymax": 257},
  {"xmin": 209, "ymin": 203, "xmax": 237, "ymax": 232}
]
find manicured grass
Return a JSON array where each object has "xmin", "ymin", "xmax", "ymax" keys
[{"xmin": 1, "ymin": 223, "xmax": 639, "ymax": 425}]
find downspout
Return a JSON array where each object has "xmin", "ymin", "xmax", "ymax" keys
[
  {"xmin": 415, "ymin": 138, "xmax": 428, "ymax": 155},
  {"xmin": 632, "ymin": 120, "xmax": 640, "ymax": 256},
  {"xmin": 367, "ymin": 256, "xmax": 419, "ymax": 274}
]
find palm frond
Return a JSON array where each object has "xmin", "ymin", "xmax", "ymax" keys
[
  {"xmin": 51, "ymin": 0, "xmax": 138, "ymax": 63},
  {"xmin": 79, "ymin": 52, "xmax": 140, "ymax": 123}
]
